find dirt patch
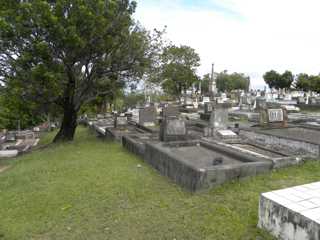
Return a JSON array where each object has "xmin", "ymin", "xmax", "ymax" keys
[{"xmin": 0, "ymin": 165, "xmax": 10, "ymax": 173}]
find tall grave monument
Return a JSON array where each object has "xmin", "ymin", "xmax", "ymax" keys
[{"xmin": 209, "ymin": 63, "xmax": 217, "ymax": 100}]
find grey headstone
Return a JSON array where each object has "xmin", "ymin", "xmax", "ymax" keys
[
  {"xmin": 159, "ymin": 117, "xmax": 187, "ymax": 142},
  {"xmin": 255, "ymin": 97, "xmax": 267, "ymax": 111},
  {"xmin": 259, "ymin": 107, "xmax": 288, "ymax": 128},
  {"xmin": 139, "ymin": 106, "xmax": 157, "ymax": 126},
  {"xmin": 162, "ymin": 105, "xmax": 179, "ymax": 118},
  {"xmin": 165, "ymin": 119, "xmax": 186, "ymax": 135},
  {"xmin": 209, "ymin": 103, "xmax": 230, "ymax": 130},
  {"xmin": 114, "ymin": 116, "xmax": 127, "ymax": 128},
  {"xmin": 204, "ymin": 102, "xmax": 213, "ymax": 114}
]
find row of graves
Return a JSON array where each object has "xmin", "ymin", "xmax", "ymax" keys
[
  {"xmin": 86, "ymin": 101, "xmax": 320, "ymax": 191},
  {"xmin": 0, "ymin": 130, "xmax": 40, "ymax": 158},
  {"xmin": 229, "ymin": 101, "xmax": 320, "ymax": 240},
  {"xmin": 0, "ymin": 120, "xmax": 59, "ymax": 160},
  {"xmin": 89, "ymin": 100, "xmax": 320, "ymax": 240},
  {"xmin": 85, "ymin": 100, "xmax": 320, "ymax": 240}
]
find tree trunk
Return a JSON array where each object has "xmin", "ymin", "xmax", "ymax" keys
[
  {"xmin": 53, "ymin": 103, "xmax": 78, "ymax": 142},
  {"xmin": 53, "ymin": 67, "xmax": 78, "ymax": 142}
]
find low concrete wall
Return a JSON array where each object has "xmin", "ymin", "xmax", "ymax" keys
[
  {"xmin": 240, "ymin": 129, "xmax": 320, "ymax": 156},
  {"xmin": 122, "ymin": 136, "xmax": 146, "ymax": 159},
  {"xmin": 205, "ymin": 161, "xmax": 271, "ymax": 189},
  {"xmin": 144, "ymin": 142, "xmax": 207, "ymax": 192}
]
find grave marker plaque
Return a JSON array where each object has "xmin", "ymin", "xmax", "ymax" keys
[
  {"xmin": 114, "ymin": 116, "xmax": 128, "ymax": 128},
  {"xmin": 165, "ymin": 119, "xmax": 186, "ymax": 136},
  {"xmin": 268, "ymin": 109, "xmax": 284, "ymax": 122},
  {"xmin": 204, "ymin": 102, "xmax": 213, "ymax": 114},
  {"xmin": 260, "ymin": 107, "xmax": 288, "ymax": 128}
]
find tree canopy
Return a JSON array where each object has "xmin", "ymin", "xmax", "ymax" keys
[
  {"xmin": 0, "ymin": 0, "xmax": 157, "ymax": 141},
  {"xmin": 263, "ymin": 70, "xmax": 294, "ymax": 90},
  {"xmin": 160, "ymin": 45, "xmax": 200, "ymax": 99},
  {"xmin": 296, "ymin": 73, "xmax": 320, "ymax": 93},
  {"xmin": 216, "ymin": 71, "xmax": 250, "ymax": 92}
]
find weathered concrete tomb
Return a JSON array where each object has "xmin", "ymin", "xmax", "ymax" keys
[
  {"xmin": 259, "ymin": 182, "xmax": 320, "ymax": 240},
  {"xmin": 240, "ymin": 126, "xmax": 320, "ymax": 157},
  {"xmin": 144, "ymin": 140, "xmax": 272, "ymax": 191}
]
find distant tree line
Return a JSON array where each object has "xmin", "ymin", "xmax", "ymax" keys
[
  {"xmin": 199, "ymin": 71, "xmax": 250, "ymax": 95},
  {"xmin": 263, "ymin": 70, "xmax": 320, "ymax": 93},
  {"xmin": 295, "ymin": 74, "xmax": 320, "ymax": 93}
]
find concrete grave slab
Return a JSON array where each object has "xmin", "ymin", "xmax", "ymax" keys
[
  {"xmin": 0, "ymin": 150, "xmax": 18, "ymax": 158},
  {"xmin": 144, "ymin": 140, "xmax": 272, "ymax": 192},
  {"xmin": 258, "ymin": 182, "xmax": 320, "ymax": 240},
  {"xmin": 216, "ymin": 130, "xmax": 237, "ymax": 139}
]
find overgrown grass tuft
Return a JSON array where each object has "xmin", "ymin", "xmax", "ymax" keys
[{"xmin": 0, "ymin": 126, "xmax": 319, "ymax": 239}]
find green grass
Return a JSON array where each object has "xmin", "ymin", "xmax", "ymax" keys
[{"xmin": 1, "ymin": 127, "xmax": 320, "ymax": 239}]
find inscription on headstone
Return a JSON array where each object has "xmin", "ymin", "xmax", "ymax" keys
[
  {"xmin": 114, "ymin": 116, "xmax": 127, "ymax": 128},
  {"xmin": 268, "ymin": 109, "xmax": 284, "ymax": 122},
  {"xmin": 204, "ymin": 102, "xmax": 213, "ymax": 114},
  {"xmin": 260, "ymin": 106, "xmax": 288, "ymax": 128},
  {"xmin": 165, "ymin": 119, "xmax": 186, "ymax": 135}
]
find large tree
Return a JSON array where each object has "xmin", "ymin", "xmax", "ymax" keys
[
  {"xmin": 263, "ymin": 70, "xmax": 294, "ymax": 90},
  {"xmin": 216, "ymin": 71, "xmax": 250, "ymax": 92},
  {"xmin": 0, "ymin": 0, "xmax": 155, "ymax": 142},
  {"xmin": 295, "ymin": 73, "xmax": 311, "ymax": 91},
  {"xmin": 160, "ymin": 45, "xmax": 200, "ymax": 101}
]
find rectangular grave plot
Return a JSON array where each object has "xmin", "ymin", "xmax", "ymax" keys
[{"xmin": 144, "ymin": 141, "xmax": 272, "ymax": 191}]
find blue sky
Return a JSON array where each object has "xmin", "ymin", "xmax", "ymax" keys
[{"xmin": 135, "ymin": 0, "xmax": 320, "ymax": 89}]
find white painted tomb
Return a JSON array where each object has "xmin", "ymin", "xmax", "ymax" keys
[{"xmin": 259, "ymin": 182, "xmax": 320, "ymax": 240}]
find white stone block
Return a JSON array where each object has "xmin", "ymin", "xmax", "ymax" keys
[{"xmin": 258, "ymin": 182, "xmax": 320, "ymax": 240}]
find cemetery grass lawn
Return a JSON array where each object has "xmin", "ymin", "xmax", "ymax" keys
[{"xmin": 1, "ymin": 127, "xmax": 320, "ymax": 239}]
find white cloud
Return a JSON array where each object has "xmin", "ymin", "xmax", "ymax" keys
[{"xmin": 134, "ymin": 0, "xmax": 320, "ymax": 89}]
